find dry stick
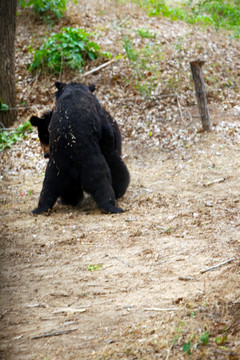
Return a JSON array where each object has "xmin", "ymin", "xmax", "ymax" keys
[
  {"xmin": 114, "ymin": 256, "xmax": 133, "ymax": 268},
  {"xmin": 32, "ymin": 328, "xmax": 78, "ymax": 340},
  {"xmin": 73, "ymin": 58, "xmax": 117, "ymax": 81},
  {"xmin": 176, "ymin": 95, "xmax": 183, "ymax": 123},
  {"xmin": 200, "ymin": 257, "xmax": 235, "ymax": 274},
  {"xmin": 144, "ymin": 307, "xmax": 178, "ymax": 312},
  {"xmin": 190, "ymin": 59, "xmax": 212, "ymax": 131}
]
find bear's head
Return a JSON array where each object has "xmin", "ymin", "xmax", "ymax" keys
[
  {"xmin": 55, "ymin": 81, "xmax": 96, "ymax": 100},
  {"xmin": 30, "ymin": 110, "xmax": 52, "ymax": 158}
]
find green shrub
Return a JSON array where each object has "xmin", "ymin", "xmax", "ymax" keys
[
  {"xmin": 137, "ymin": 27, "xmax": 156, "ymax": 38},
  {"xmin": 29, "ymin": 27, "xmax": 111, "ymax": 73},
  {"xmin": 122, "ymin": 35, "xmax": 162, "ymax": 97},
  {"xmin": 133, "ymin": 0, "xmax": 240, "ymax": 34},
  {"xmin": 18, "ymin": 0, "xmax": 76, "ymax": 19},
  {"xmin": 0, "ymin": 120, "xmax": 32, "ymax": 152}
]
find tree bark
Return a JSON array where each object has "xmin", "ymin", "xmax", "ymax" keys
[
  {"xmin": 190, "ymin": 59, "xmax": 212, "ymax": 132},
  {"xmin": 0, "ymin": 0, "xmax": 17, "ymax": 128}
]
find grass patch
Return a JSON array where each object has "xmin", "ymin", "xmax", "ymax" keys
[
  {"xmin": 131, "ymin": 0, "xmax": 240, "ymax": 36},
  {"xmin": 122, "ymin": 32, "xmax": 163, "ymax": 97}
]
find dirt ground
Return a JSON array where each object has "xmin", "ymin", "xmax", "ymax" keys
[{"xmin": 1, "ymin": 1, "xmax": 240, "ymax": 359}]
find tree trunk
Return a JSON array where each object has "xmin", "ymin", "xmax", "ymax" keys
[
  {"xmin": 0, "ymin": 0, "xmax": 17, "ymax": 128},
  {"xmin": 190, "ymin": 59, "xmax": 212, "ymax": 132}
]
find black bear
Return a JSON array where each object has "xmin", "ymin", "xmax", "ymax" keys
[
  {"xmin": 30, "ymin": 110, "xmax": 52, "ymax": 158},
  {"xmin": 31, "ymin": 82, "xmax": 130, "ymax": 214}
]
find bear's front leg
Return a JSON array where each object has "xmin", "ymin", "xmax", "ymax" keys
[{"xmin": 32, "ymin": 160, "xmax": 59, "ymax": 214}]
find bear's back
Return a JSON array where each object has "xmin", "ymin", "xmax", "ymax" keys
[{"xmin": 49, "ymin": 84, "xmax": 103, "ymax": 154}]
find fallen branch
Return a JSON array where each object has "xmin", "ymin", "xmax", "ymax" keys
[
  {"xmin": 32, "ymin": 328, "xmax": 78, "ymax": 339},
  {"xmin": 144, "ymin": 307, "xmax": 178, "ymax": 312},
  {"xmin": 204, "ymin": 177, "xmax": 226, "ymax": 187},
  {"xmin": 73, "ymin": 59, "xmax": 117, "ymax": 81},
  {"xmin": 114, "ymin": 256, "xmax": 133, "ymax": 268},
  {"xmin": 176, "ymin": 95, "xmax": 183, "ymax": 123},
  {"xmin": 178, "ymin": 276, "xmax": 196, "ymax": 281},
  {"xmin": 27, "ymin": 303, "xmax": 47, "ymax": 308},
  {"xmin": 200, "ymin": 257, "xmax": 235, "ymax": 274},
  {"xmin": 52, "ymin": 307, "xmax": 87, "ymax": 314}
]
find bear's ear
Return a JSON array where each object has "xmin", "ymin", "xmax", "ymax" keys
[
  {"xmin": 55, "ymin": 81, "xmax": 65, "ymax": 90},
  {"xmin": 42, "ymin": 110, "xmax": 53, "ymax": 121},
  {"xmin": 89, "ymin": 84, "xmax": 96, "ymax": 93},
  {"xmin": 30, "ymin": 116, "xmax": 41, "ymax": 127}
]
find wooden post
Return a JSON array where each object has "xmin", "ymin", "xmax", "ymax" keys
[{"xmin": 190, "ymin": 59, "xmax": 212, "ymax": 132}]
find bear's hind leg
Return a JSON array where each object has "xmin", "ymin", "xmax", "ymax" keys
[
  {"xmin": 81, "ymin": 154, "xmax": 124, "ymax": 214},
  {"xmin": 104, "ymin": 152, "xmax": 130, "ymax": 199}
]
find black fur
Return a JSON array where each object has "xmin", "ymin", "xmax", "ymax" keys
[{"xmin": 32, "ymin": 82, "xmax": 130, "ymax": 214}]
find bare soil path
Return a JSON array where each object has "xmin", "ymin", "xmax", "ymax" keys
[{"xmin": 1, "ymin": 1, "xmax": 240, "ymax": 359}]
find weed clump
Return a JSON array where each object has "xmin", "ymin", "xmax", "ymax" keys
[{"xmin": 29, "ymin": 27, "xmax": 111, "ymax": 74}]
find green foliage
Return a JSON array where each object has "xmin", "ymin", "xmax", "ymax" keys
[
  {"xmin": 182, "ymin": 340, "xmax": 193, "ymax": 355},
  {"xmin": 200, "ymin": 331, "xmax": 210, "ymax": 345},
  {"xmin": 137, "ymin": 27, "xmax": 156, "ymax": 38},
  {"xmin": 133, "ymin": 0, "xmax": 240, "ymax": 35},
  {"xmin": 215, "ymin": 335, "xmax": 227, "ymax": 345},
  {"xmin": 187, "ymin": 0, "xmax": 240, "ymax": 33},
  {"xmin": 122, "ymin": 35, "xmax": 162, "ymax": 97},
  {"xmin": 0, "ymin": 120, "xmax": 32, "ymax": 152},
  {"xmin": 87, "ymin": 264, "xmax": 103, "ymax": 271},
  {"xmin": 133, "ymin": 0, "xmax": 185, "ymax": 20},
  {"xmin": 171, "ymin": 319, "xmax": 213, "ymax": 356},
  {"xmin": 0, "ymin": 100, "xmax": 9, "ymax": 111},
  {"xmin": 18, "ymin": 0, "xmax": 76, "ymax": 19},
  {"xmin": 172, "ymin": 321, "xmax": 185, "ymax": 345},
  {"xmin": 122, "ymin": 37, "xmax": 138, "ymax": 62},
  {"xmin": 29, "ymin": 27, "xmax": 112, "ymax": 73}
]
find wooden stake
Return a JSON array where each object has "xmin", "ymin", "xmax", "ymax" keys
[{"xmin": 190, "ymin": 59, "xmax": 212, "ymax": 132}]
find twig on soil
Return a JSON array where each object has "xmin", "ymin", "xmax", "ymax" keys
[
  {"xmin": 113, "ymin": 256, "xmax": 133, "ymax": 268},
  {"xmin": 144, "ymin": 307, "xmax": 178, "ymax": 312},
  {"xmin": 176, "ymin": 95, "xmax": 183, "ymax": 123},
  {"xmin": 32, "ymin": 328, "xmax": 78, "ymax": 339},
  {"xmin": 200, "ymin": 257, "xmax": 235, "ymax": 274},
  {"xmin": 73, "ymin": 59, "xmax": 117, "ymax": 81},
  {"xmin": 27, "ymin": 303, "xmax": 47, "ymax": 308},
  {"xmin": 152, "ymin": 253, "xmax": 188, "ymax": 266},
  {"xmin": 52, "ymin": 307, "xmax": 87, "ymax": 314},
  {"xmin": 204, "ymin": 177, "xmax": 226, "ymax": 187},
  {"xmin": 178, "ymin": 276, "xmax": 197, "ymax": 281}
]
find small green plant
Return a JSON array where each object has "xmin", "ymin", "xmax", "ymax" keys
[
  {"xmin": 87, "ymin": 264, "xmax": 103, "ymax": 271},
  {"xmin": 122, "ymin": 35, "xmax": 162, "ymax": 97},
  {"xmin": 122, "ymin": 37, "xmax": 138, "ymax": 62},
  {"xmin": 172, "ymin": 321, "xmax": 185, "ymax": 345},
  {"xmin": 133, "ymin": 0, "xmax": 184, "ymax": 20},
  {"xmin": 30, "ymin": 27, "xmax": 111, "ymax": 73},
  {"xmin": 0, "ymin": 120, "xmax": 32, "ymax": 152},
  {"xmin": 137, "ymin": 27, "xmax": 156, "ymax": 38},
  {"xmin": 182, "ymin": 340, "xmax": 193, "ymax": 355},
  {"xmin": 215, "ymin": 335, "xmax": 227, "ymax": 345},
  {"xmin": 18, "ymin": 0, "xmax": 76, "ymax": 19},
  {"xmin": 200, "ymin": 331, "xmax": 210, "ymax": 345}
]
